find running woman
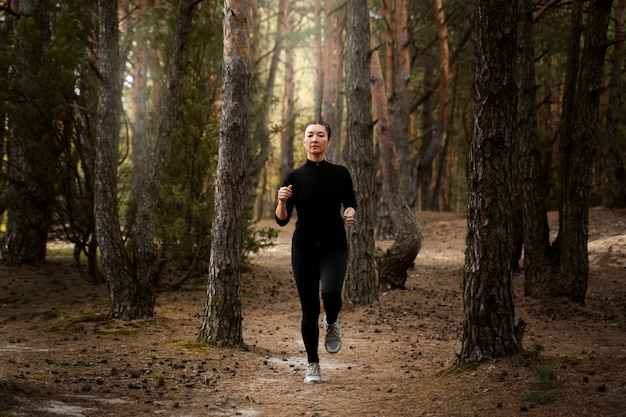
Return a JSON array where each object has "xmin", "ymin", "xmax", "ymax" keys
[{"xmin": 275, "ymin": 120, "xmax": 357, "ymax": 384}]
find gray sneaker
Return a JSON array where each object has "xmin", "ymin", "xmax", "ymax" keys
[
  {"xmin": 323, "ymin": 316, "xmax": 342, "ymax": 354},
  {"xmin": 304, "ymin": 362, "xmax": 321, "ymax": 384}
]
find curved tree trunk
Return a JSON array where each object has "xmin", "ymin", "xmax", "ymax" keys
[{"xmin": 371, "ymin": 33, "xmax": 422, "ymax": 290}]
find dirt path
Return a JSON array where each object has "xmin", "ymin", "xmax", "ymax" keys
[{"xmin": 1, "ymin": 208, "xmax": 625, "ymax": 416}]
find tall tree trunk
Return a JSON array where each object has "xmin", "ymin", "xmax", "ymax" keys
[
  {"xmin": 344, "ymin": 0, "xmax": 377, "ymax": 305},
  {"xmin": 198, "ymin": 0, "xmax": 249, "ymax": 347},
  {"xmin": 1, "ymin": 0, "xmax": 52, "ymax": 265},
  {"xmin": 323, "ymin": 1, "xmax": 346, "ymax": 165},
  {"xmin": 558, "ymin": 0, "xmax": 614, "ymax": 304},
  {"xmin": 279, "ymin": 6, "xmax": 295, "ymax": 181},
  {"xmin": 460, "ymin": 0, "xmax": 521, "ymax": 363},
  {"xmin": 371, "ymin": 33, "xmax": 422, "ymax": 290},
  {"xmin": 245, "ymin": 0, "xmax": 279, "ymax": 217},
  {"xmin": 415, "ymin": 0, "xmax": 449, "ymax": 209},
  {"xmin": 96, "ymin": 0, "xmax": 135, "ymax": 317},
  {"xmin": 554, "ymin": 0, "xmax": 584, "ymax": 260},
  {"xmin": 515, "ymin": 0, "xmax": 552, "ymax": 296},
  {"xmin": 131, "ymin": 0, "xmax": 199, "ymax": 307},
  {"xmin": 392, "ymin": 0, "xmax": 412, "ymax": 202},
  {"xmin": 418, "ymin": 66, "xmax": 435, "ymax": 211},
  {"xmin": 313, "ymin": 0, "xmax": 323, "ymax": 119},
  {"xmin": 601, "ymin": 0, "xmax": 626, "ymax": 207},
  {"xmin": 130, "ymin": 4, "xmax": 150, "ymax": 194}
]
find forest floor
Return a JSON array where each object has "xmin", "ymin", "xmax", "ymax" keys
[{"xmin": 1, "ymin": 208, "xmax": 626, "ymax": 417}]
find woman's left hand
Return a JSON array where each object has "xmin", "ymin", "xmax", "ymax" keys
[{"xmin": 343, "ymin": 207, "xmax": 355, "ymax": 227}]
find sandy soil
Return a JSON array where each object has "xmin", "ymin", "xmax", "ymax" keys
[{"xmin": 1, "ymin": 208, "xmax": 625, "ymax": 417}]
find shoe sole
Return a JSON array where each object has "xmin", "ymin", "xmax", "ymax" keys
[{"xmin": 325, "ymin": 340, "xmax": 341, "ymax": 354}]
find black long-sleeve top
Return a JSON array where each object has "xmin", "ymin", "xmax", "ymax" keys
[{"xmin": 275, "ymin": 159, "xmax": 357, "ymax": 250}]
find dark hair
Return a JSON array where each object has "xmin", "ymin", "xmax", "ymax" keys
[{"xmin": 304, "ymin": 120, "xmax": 332, "ymax": 139}]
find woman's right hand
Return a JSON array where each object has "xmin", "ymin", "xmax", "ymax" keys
[{"xmin": 277, "ymin": 184, "xmax": 293, "ymax": 202}]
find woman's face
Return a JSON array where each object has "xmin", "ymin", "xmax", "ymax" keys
[{"xmin": 302, "ymin": 124, "xmax": 331, "ymax": 159}]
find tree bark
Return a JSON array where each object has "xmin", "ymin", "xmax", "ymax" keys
[
  {"xmin": 557, "ymin": 0, "xmax": 614, "ymax": 303},
  {"xmin": 516, "ymin": 0, "xmax": 551, "ymax": 295},
  {"xmin": 323, "ymin": 1, "xmax": 346, "ymax": 165},
  {"xmin": 460, "ymin": 0, "xmax": 521, "ymax": 363},
  {"xmin": 313, "ymin": 0, "xmax": 323, "ymax": 119},
  {"xmin": 371, "ymin": 33, "xmax": 422, "ymax": 290},
  {"xmin": 96, "ymin": 0, "xmax": 137, "ymax": 318},
  {"xmin": 1, "ymin": 0, "xmax": 52, "ymax": 265},
  {"xmin": 198, "ymin": 0, "xmax": 249, "ymax": 347},
  {"xmin": 601, "ymin": 0, "xmax": 626, "ymax": 207},
  {"xmin": 279, "ymin": 5, "xmax": 295, "ymax": 181},
  {"xmin": 344, "ymin": 0, "xmax": 377, "ymax": 305}
]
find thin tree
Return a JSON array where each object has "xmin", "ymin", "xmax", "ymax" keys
[
  {"xmin": 601, "ymin": 0, "xmax": 626, "ymax": 207},
  {"xmin": 323, "ymin": 0, "xmax": 346, "ymax": 165},
  {"xmin": 515, "ymin": 0, "xmax": 551, "ymax": 296},
  {"xmin": 460, "ymin": 0, "xmax": 521, "ymax": 363},
  {"xmin": 557, "ymin": 0, "xmax": 614, "ymax": 303},
  {"xmin": 279, "ymin": 3, "xmax": 296, "ymax": 181},
  {"xmin": 96, "ymin": 0, "xmax": 199, "ymax": 319},
  {"xmin": 198, "ymin": 0, "xmax": 249, "ymax": 347},
  {"xmin": 95, "ymin": 0, "xmax": 128, "ymax": 316},
  {"xmin": 344, "ymin": 0, "xmax": 377, "ymax": 304},
  {"xmin": 245, "ymin": 0, "xmax": 279, "ymax": 218},
  {"xmin": 416, "ymin": 0, "xmax": 450, "ymax": 210}
]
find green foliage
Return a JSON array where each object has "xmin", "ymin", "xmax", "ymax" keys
[
  {"xmin": 242, "ymin": 217, "xmax": 279, "ymax": 260},
  {"xmin": 522, "ymin": 390, "xmax": 554, "ymax": 404},
  {"xmin": 522, "ymin": 363, "xmax": 558, "ymax": 405},
  {"xmin": 155, "ymin": 2, "xmax": 222, "ymax": 274}
]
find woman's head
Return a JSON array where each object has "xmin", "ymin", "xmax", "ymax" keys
[
  {"xmin": 302, "ymin": 120, "xmax": 332, "ymax": 161},
  {"xmin": 304, "ymin": 120, "xmax": 331, "ymax": 139}
]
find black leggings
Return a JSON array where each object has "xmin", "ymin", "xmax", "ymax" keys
[{"xmin": 291, "ymin": 246, "xmax": 348, "ymax": 364}]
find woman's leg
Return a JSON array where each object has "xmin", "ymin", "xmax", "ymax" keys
[
  {"xmin": 319, "ymin": 249, "xmax": 348, "ymax": 325},
  {"xmin": 291, "ymin": 248, "xmax": 321, "ymax": 364}
]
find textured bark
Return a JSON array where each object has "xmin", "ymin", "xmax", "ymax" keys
[
  {"xmin": 392, "ymin": 0, "xmax": 412, "ymax": 201},
  {"xmin": 602, "ymin": 0, "xmax": 626, "ymax": 207},
  {"xmin": 460, "ymin": 0, "xmax": 521, "ymax": 363},
  {"xmin": 323, "ymin": 1, "xmax": 346, "ymax": 165},
  {"xmin": 344, "ymin": 0, "xmax": 377, "ymax": 305},
  {"xmin": 198, "ymin": 0, "xmax": 249, "ymax": 347},
  {"xmin": 416, "ymin": 0, "xmax": 450, "ymax": 211},
  {"xmin": 371, "ymin": 34, "xmax": 422, "ymax": 290},
  {"xmin": 313, "ymin": 0, "xmax": 323, "ymax": 119},
  {"xmin": 558, "ymin": 0, "xmax": 614, "ymax": 304},
  {"xmin": 279, "ymin": 2, "xmax": 295, "ymax": 181},
  {"xmin": 516, "ymin": 0, "xmax": 551, "ymax": 296},
  {"xmin": 1, "ymin": 0, "xmax": 52, "ymax": 265},
  {"xmin": 96, "ymin": 0, "xmax": 137, "ymax": 318}
]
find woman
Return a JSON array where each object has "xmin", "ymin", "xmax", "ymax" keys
[{"xmin": 275, "ymin": 120, "xmax": 357, "ymax": 384}]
